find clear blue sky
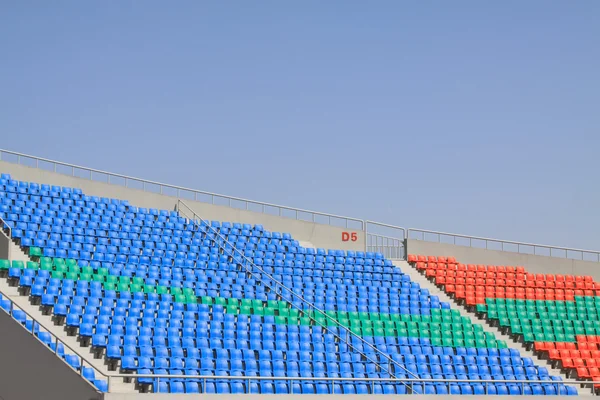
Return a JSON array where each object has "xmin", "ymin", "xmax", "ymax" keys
[{"xmin": 1, "ymin": 2, "xmax": 599, "ymax": 249}]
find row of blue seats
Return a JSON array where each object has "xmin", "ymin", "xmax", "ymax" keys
[
  {"xmin": 9, "ymin": 217, "xmax": 268, "ymax": 237},
  {"xmin": 18, "ymin": 265, "xmax": 413, "ymax": 289},
  {"xmin": 21, "ymin": 235, "xmax": 301, "ymax": 253},
  {"xmin": 20, "ymin": 267, "xmax": 419, "ymax": 289},
  {"xmin": 45, "ymin": 298, "xmax": 437, "ymax": 316},
  {"xmin": 34, "ymin": 283, "xmax": 419, "ymax": 300},
  {"xmin": 35, "ymin": 290, "xmax": 435, "ymax": 308},
  {"xmin": 115, "ymin": 361, "xmax": 548, "ymax": 382},
  {"xmin": 118, "ymin": 356, "xmax": 377, "ymax": 371},
  {"xmin": 1, "ymin": 195, "xmax": 127, "ymax": 207},
  {"xmin": 91, "ymin": 336, "xmax": 475, "ymax": 352},
  {"xmin": 132, "ymin": 379, "xmax": 574, "ymax": 396},
  {"xmin": 24, "ymin": 273, "xmax": 421, "ymax": 295},
  {"xmin": 23, "ymin": 235, "xmax": 295, "ymax": 250},
  {"xmin": 93, "ymin": 338, "xmax": 357, "ymax": 352},
  {"xmin": 25, "ymin": 239, "xmax": 303, "ymax": 255},
  {"xmin": 34, "ymin": 283, "xmax": 435, "ymax": 308},
  {"xmin": 23, "ymin": 268, "xmax": 420, "ymax": 291},
  {"xmin": 40, "ymin": 298, "xmax": 438, "ymax": 316},
  {"xmin": 105, "ymin": 348, "xmax": 530, "ymax": 367},
  {"xmin": 36, "ymin": 253, "xmax": 388, "ymax": 272},
  {"xmin": 102, "ymin": 345, "xmax": 530, "ymax": 368},
  {"xmin": 12, "ymin": 224, "xmax": 279, "ymax": 240},
  {"xmin": 94, "ymin": 335, "xmax": 495, "ymax": 355}
]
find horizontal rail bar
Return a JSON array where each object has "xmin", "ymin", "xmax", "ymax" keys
[
  {"xmin": 408, "ymin": 228, "xmax": 600, "ymax": 257},
  {"xmin": 366, "ymin": 220, "xmax": 407, "ymax": 231},
  {"xmin": 0, "ymin": 149, "xmax": 363, "ymax": 229},
  {"xmin": 104, "ymin": 373, "xmax": 595, "ymax": 385},
  {"xmin": 7, "ymin": 147, "xmax": 600, "ymax": 261},
  {"xmin": 368, "ymin": 233, "xmax": 404, "ymax": 242}
]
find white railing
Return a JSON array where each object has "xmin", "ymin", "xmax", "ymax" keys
[
  {"xmin": 366, "ymin": 221, "xmax": 406, "ymax": 260},
  {"xmin": 407, "ymin": 228, "xmax": 600, "ymax": 262},
  {"xmin": 0, "ymin": 149, "xmax": 363, "ymax": 230},
  {"xmin": 5, "ymin": 147, "xmax": 600, "ymax": 263}
]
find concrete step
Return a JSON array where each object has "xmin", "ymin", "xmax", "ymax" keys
[
  {"xmin": 392, "ymin": 259, "xmax": 594, "ymax": 396},
  {"xmin": 299, "ymin": 240, "xmax": 316, "ymax": 249}
]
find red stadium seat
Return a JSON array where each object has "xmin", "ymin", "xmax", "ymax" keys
[{"xmin": 413, "ymin": 254, "xmax": 600, "ymax": 384}]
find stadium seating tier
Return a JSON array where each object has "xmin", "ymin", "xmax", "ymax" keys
[{"xmin": 0, "ymin": 173, "xmax": 574, "ymax": 394}]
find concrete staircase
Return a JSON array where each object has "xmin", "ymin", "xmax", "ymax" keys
[
  {"xmin": 0, "ymin": 231, "xmax": 137, "ymax": 394},
  {"xmin": 393, "ymin": 259, "xmax": 594, "ymax": 396}
]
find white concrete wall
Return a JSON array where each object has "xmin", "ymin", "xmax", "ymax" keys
[
  {"xmin": 0, "ymin": 232, "xmax": 8, "ymax": 260},
  {"xmin": 408, "ymin": 239, "xmax": 600, "ymax": 280},
  {"xmin": 0, "ymin": 161, "xmax": 365, "ymax": 251}
]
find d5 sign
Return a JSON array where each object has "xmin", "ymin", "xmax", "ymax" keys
[{"xmin": 342, "ymin": 232, "xmax": 358, "ymax": 242}]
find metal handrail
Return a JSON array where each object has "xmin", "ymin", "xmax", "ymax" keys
[
  {"xmin": 0, "ymin": 286, "xmax": 103, "ymax": 392},
  {"xmin": 175, "ymin": 200, "xmax": 418, "ymax": 385},
  {"xmin": 104, "ymin": 374, "xmax": 590, "ymax": 383},
  {"xmin": 7, "ymin": 147, "xmax": 600, "ymax": 263},
  {"xmin": 365, "ymin": 221, "xmax": 406, "ymax": 260},
  {"xmin": 0, "ymin": 149, "xmax": 363, "ymax": 230},
  {"xmin": 407, "ymin": 228, "xmax": 600, "ymax": 262}
]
